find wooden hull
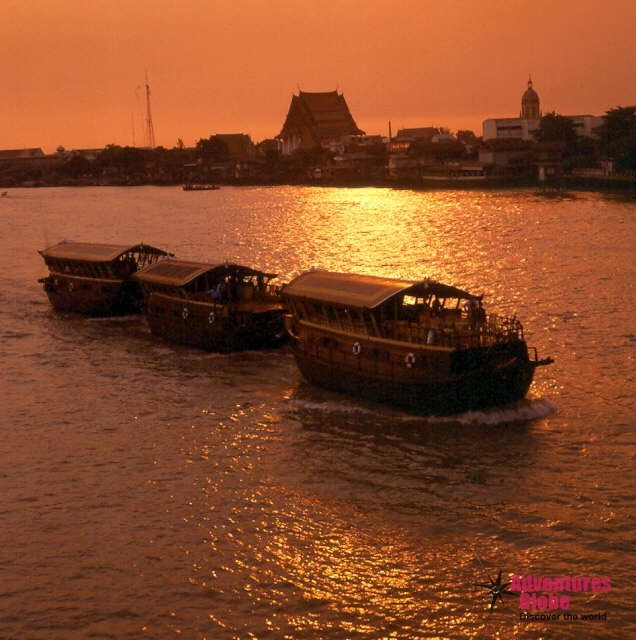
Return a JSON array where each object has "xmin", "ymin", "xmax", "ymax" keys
[
  {"xmin": 144, "ymin": 292, "xmax": 287, "ymax": 353},
  {"xmin": 40, "ymin": 275, "xmax": 143, "ymax": 317},
  {"xmin": 290, "ymin": 327, "xmax": 537, "ymax": 416}
]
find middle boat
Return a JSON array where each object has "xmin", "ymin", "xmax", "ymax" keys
[
  {"xmin": 281, "ymin": 270, "xmax": 553, "ymax": 416},
  {"xmin": 132, "ymin": 259, "xmax": 287, "ymax": 352}
]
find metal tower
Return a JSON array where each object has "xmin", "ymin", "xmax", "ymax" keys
[{"xmin": 144, "ymin": 71, "xmax": 155, "ymax": 148}]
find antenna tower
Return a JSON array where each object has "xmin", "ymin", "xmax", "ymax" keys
[{"xmin": 144, "ymin": 71, "xmax": 155, "ymax": 148}]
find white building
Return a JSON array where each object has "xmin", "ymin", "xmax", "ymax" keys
[{"xmin": 483, "ymin": 76, "xmax": 603, "ymax": 141}]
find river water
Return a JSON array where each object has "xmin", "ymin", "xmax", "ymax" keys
[{"xmin": 0, "ymin": 186, "xmax": 634, "ymax": 639}]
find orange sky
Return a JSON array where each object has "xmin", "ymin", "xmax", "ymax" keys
[{"xmin": 3, "ymin": 0, "xmax": 636, "ymax": 152}]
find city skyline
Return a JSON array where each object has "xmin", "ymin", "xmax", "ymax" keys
[{"xmin": 3, "ymin": 0, "xmax": 636, "ymax": 153}]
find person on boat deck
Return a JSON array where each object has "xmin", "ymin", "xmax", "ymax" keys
[
  {"xmin": 208, "ymin": 283, "xmax": 224, "ymax": 301},
  {"xmin": 464, "ymin": 296, "xmax": 479, "ymax": 328},
  {"xmin": 475, "ymin": 300, "xmax": 487, "ymax": 326},
  {"xmin": 431, "ymin": 298, "xmax": 442, "ymax": 317},
  {"xmin": 419, "ymin": 304, "xmax": 431, "ymax": 324}
]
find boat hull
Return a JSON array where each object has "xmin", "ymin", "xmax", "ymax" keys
[
  {"xmin": 144, "ymin": 293, "xmax": 287, "ymax": 353},
  {"xmin": 290, "ymin": 335, "xmax": 536, "ymax": 416},
  {"xmin": 40, "ymin": 275, "xmax": 143, "ymax": 316}
]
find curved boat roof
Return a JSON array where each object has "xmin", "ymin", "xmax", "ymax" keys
[
  {"xmin": 281, "ymin": 270, "xmax": 477, "ymax": 310},
  {"xmin": 133, "ymin": 259, "xmax": 277, "ymax": 288},
  {"xmin": 39, "ymin": 242, "xmax": 168, "ymax": 263}
]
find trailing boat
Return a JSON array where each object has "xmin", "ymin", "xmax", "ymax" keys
[
  {"xmin": 132, "ymin": 259, "xmax": 287, "ymax": 352},
  {"xmin": 281, "ymin": 270, "xmax": 554, "ymax": 416},
  {"xmin": 38, "ymin": 241, "xmax": 170, "ymax": 316}
]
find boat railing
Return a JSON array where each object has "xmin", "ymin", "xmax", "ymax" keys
[
  {"xmin": 267, "ymin": 283, "xmax": 283, "ymax": 296},
  {"xmin": 306, "ymin": 310, "xmax": 524, "ymax": 349}
]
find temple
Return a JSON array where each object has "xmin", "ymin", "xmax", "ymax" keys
[{"xmin": 276, "ymin": 90, "xmax": 364, "ymax": 155}]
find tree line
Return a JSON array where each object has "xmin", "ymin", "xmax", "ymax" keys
[{"xmin": 1, "ymin": 106, "xmax": 634, "ymax": 188}]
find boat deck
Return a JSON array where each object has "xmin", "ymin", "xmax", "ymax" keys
[{"xmin": 306, "ymin": 311, "xmax": 523, "ymax": 350}]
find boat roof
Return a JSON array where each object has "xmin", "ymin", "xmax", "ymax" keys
[
  {"xmin": 281, "ymin": 270, "xmax": 477, "ymax": 310},
  {"xmin": 133, "ymin": 259, "xmax": 277, "ymax": 287},
  {"xmin": 39, "ymin": 242, "xmax": 168, "ymax": 262}
]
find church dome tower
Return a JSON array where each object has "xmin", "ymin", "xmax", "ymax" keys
[{"xmin": 521, "ymin": 75, "xmax": 541, "ymax": 119}]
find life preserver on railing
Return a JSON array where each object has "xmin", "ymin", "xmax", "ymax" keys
[
  {"xmin": 208, "ymin": 311, "xmax": 215, "ymax": 324},
  {"xmin": 405, "ymin": 352, "xmax": 416, "ymax": 368},
  {"xmin": 182, "ymin": 307, "xmax": 189, "ymax": 320},
  {"xmin": 352, "ymin": 341, "xmax": 361, "ymax": 355},
  {"xmin": 68, "ymin": 282, "xmax": 74, "ymax": 292}
]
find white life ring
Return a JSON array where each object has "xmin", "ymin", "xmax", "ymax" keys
[
  {"xmin": 68, "ymin": 282, "xmax": 74, "ymax": 292},
  {"xmin": 182, "ymin": 307, "xmax": 189, "ymax": 320},
  {"xmin": 208, "ymin": 311, "xmax": 215, "ymax": 324},
  {"xmin": 405, "ymin": 352, "xmax": 416, "ymax": 368},
  {"xmin": 352, "ymin": 341, "xmax": 361, "ymax": 355}
]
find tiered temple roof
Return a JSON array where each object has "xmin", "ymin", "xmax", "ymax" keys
[{"xmin": 277, "ymin": 91, "xmax": 364, "ymax": 149}]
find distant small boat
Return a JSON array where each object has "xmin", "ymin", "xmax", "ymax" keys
[
  {"xmin": 182, "ymin": 184, "xmax": 220, "ymax": 191},
  {"xmin": 38, "ymin": 242, "xmax": 171, "ymax": 316},
  {"xmin": 1, "ymin": 191, "xmax": 7, "ymax": 197},
  {"xmin": 133, "ymin": 259, "xmax": 287, "ymax": 352}
]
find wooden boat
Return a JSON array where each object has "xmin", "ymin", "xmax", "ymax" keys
[
  {"xmin": 132, "ymin": 259, "xmax": 287, "ymax": 352},
  {"xmin": 182, "ymin": 184, "xmax": 220, "ymax": 191},
  {"xmin": 281, "ymin": 270, "xmax": 554, "ymax": 416},
  {"xmin": 38, "ymin": 242, "xmax": 170, "ymax": 316}
]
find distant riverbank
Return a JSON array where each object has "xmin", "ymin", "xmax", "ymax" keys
[{"xmin": 3, "ymin": 174, "xmax": 635, "ymax": 194}]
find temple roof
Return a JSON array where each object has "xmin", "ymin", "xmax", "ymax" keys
[{"xmin": 277, "ymin": 90, "xmax": 364, "ymax": 142}]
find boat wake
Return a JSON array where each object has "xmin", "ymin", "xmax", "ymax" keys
[
  {"xmin": 421, "ymin": 397, "xmax": 556, "ymax": 425},
  {"xmin": 290, "ymin": 396, "xmax": 555, "ymax": 425},
  {"xmin": 87, "ymin": 314, "xmax": 142, "ymax": 323}
]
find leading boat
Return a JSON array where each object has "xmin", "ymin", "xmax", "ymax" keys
[
  {"xmin": 38, "ymin": 241, "xmax": 170, "ymax": 316},
  {"xmin": 281, "ymin": 270, "xmax": 553, "ymax": 416},
  {"xmin": 132, "ymin": 259, "xmax": 287, "ymax": 352}
]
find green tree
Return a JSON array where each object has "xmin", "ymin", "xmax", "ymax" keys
[
  {"xmin": 96, "ymin": 145, "xmax": 150, "ymax": 174},
  {"xmin": 533, "ymin": 112, "xmax": 578, "ymax": 148},
  {"xmin": 598, "ymin": 106, "xmax": 636, "ymax": 171},
  {"xmin": 62, "ymin": 154, "xmax": 93, "ymax": 178},
  {"xmin": 195, "ymin": 136, "xmax": 230, "ymax": 162},
  {"xmin": 456, "ymin": 130, "xmax": 479, "ymax": 146}
]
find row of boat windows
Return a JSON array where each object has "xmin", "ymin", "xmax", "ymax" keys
[
  {"xmin": 141, "ymin": 278, "xmax": 277, "ymax": 301},
  {"xmin": 292, "ymin": 297, "xmax": 524, "ymax": 349},
  {"xmin": 45, "ymin": 253, "xmax": 165, "ymax": 280},
  {"xmin": 289, "ymin": 295, "xmax": 466, "ymax": 331},
  {"xmin": 48, "ymin": 258, "xmax": 135, "ymax": 280}
]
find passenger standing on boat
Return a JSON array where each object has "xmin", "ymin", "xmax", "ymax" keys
[
  {"xmin": 475, "ymin": 300, "xmax": 487, "ymax": 326},
  {"xmin": 209, "ymin": 283, "xmax": 223, "ymax": 301},
  {"xmin": 464, "ymin": 296, "xmax": 479, "ymax": 329}
]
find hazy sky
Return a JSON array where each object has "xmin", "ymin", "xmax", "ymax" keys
[{"xmin": 3, "ymin": 0, "xmax": 636, "ymax": 152}]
